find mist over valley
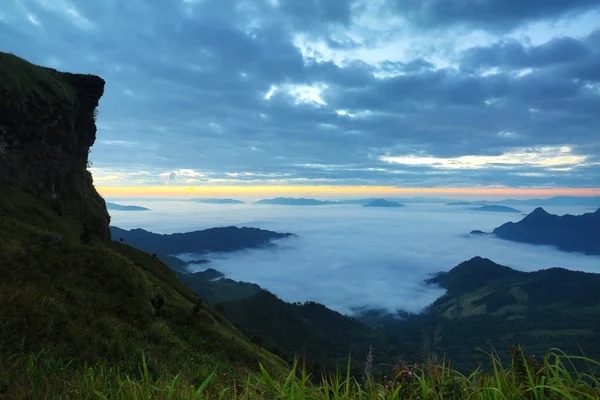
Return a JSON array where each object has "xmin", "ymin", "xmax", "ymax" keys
[{"xmin": 107, "ymin": 200, "xmax": 600, "ymax": 314}]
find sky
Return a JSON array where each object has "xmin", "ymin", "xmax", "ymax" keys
[
  {"xmin": 2, "ymin": 0, "xmax": 600, "ymax": 197},
  {"xmin": 109, "ymin": 202, "xmax": 600, "ymax": 314}
]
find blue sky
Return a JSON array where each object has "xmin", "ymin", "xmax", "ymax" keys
[{"xmin": 1, "ymin": 0, "xmax": 599, "ymax": 190}]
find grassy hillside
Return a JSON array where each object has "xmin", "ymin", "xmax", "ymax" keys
[
  {"xmin": 368, "ymin": 257, "xmax": 600, "ymax": 372},
  {"xmin": 0, "ymin": 184, "xmax": 287, "ymax": 396},
  {"xmin": 218, "ymin": 291, "xmax": 394, "ymax": 377}
]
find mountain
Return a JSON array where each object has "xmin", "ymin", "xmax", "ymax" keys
[
  {"xmin": 194, "ymin": 198, "xmax": 245, "ymax": 204},
  {"xmin": 392, "ymin": 197, "xmax": 450, "ymax": 204},
  {"xmin": 176, "ymin": 269, "xmax": 263, "ymax": 305},
  {"xmin": 481, "ymin": 196, "xmax": 600, "ymax": 207},
  {"xmin": 218, "ymin": 291, "xmax": 389, "ymax": 376},
  {"xmin": 337, "ymin": 198, "xmax": 381, "ymax": 204},
  {"xmin": 110, "ymin": 226, "xmax": 294, "ymax": 257},
  {"xmin": 446, "ymin": 201, "xmax": 473, "ymax": 205},
  {"xmin": 255, "ymin": 197, "xmax": 338, "ymax": 206},
  {"xmin": 362, "ymin": 199, "xmax": 405, "ymax": 208},
  {"xmin": 492, "ymin": 207, "xmax": 600, "ymax": 255},
  {"xmin": 106, "ymin": 202, "xmax": 150, "ymax": 211},
  {"xmin": 426, "ymin": 256, "xmax": 600, "ymax": 325},
  {"xmin": 365, "ymin": 256, "xmax": 600, "ymax": 372},
  {"xmin": 469, "ymin": 205, "xmax": 521, "ymax": 213},
  {"xmin": 0, "ymin": 52, "xmax": 286, "ymax": 385}
]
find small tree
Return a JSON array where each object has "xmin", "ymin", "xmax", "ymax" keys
[
  {"xmin": 193, "ymin": 299, "xmax": 203, "ymax": 316},
  {"xmin": 251, "ymin": 335, "xmax": 264, "ymax": 348},
  {"xmin": 80, "ymin": 223, "xmax": 91, "ymax": 244},
  {"xmin": 150, "ymin": 294, "xmax": 165, "ymax": 316}
]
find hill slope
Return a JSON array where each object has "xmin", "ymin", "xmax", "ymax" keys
[
  {"xmin": 0, "ymin": 52, "xmax": 286, "ymax": 389},
  {"xmin": 415, "ymin": 257, "xmax": 600, "ymax": 367},
  {"xmin": 218, "ymin": 291, "xmax": 389, "ymax": 376}
]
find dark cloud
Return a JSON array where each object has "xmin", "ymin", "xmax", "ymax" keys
[
  {"xmin": 280, "ymin": 0, "xmax": 354, "ymax": 31},
  {"xmin": 389, "ymin": 0, "xmax": 600, "ymax": 31},
  {"xmin": 1, "ymin": 0, "xmax": 598, "ymax": 188},
  {"xmin": 461, "ymin": 30, "xmax": 600, "ymax": 87},
  {"xmin": 462, "ymin": 37, "xmax": 592, "ymax": 70}
]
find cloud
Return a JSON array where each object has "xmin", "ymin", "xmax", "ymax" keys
[
  {"xmin": 380, "ymin": 146, "xmax": 588, "ymax": 170},
  {"xmin": 388, "ymin": 0, "xmax": 600, "ymax": 31},
  {"xmin": 108, "ymin": 203, "xmax": 600, "ymax": 314},
  {"xmin": 1, "ymin": 0, "xmax": 598, "ymax": 189}
]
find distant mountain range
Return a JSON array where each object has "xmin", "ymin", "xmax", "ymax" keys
[
  {"xmin": 110, "ymin": 226, "xmax": 294, "ymax": 256},
  {"xmin": 469, "ymin": 205, "xmax": 521, "ymax": 213},
  {"xmin": 487, "ymin": 196, "xmax": 600, "ymax": 207},
  {"xmin": 446, "ymin": 201, "xmax": 477, "ymax": 206},
  {"xmin": 336, "ymin": 198, "xmax": 381, "ymax": 204},
  {"xmin": 362, "ymin": 199, "xmax": 405, "ymax": 208},
  {"xmin": 491, "ymin": 207, "xmax": 600, "ymax": 256},
  {"xmin": 254, "ymin": 197, "xmax": 339, "ymax": 206},
  {"xmin": 104, "ymin": 195, "xmax": 600, "ymax": 207},
  {"xmin": 106, "ymin": 202, "xmax": 150, "ymax": 211},
  {"xmin": 193, "ymin": 198, "xmax": 245, "ymax": 204}
]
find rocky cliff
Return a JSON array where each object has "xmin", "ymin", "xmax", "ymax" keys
[{"xmin": 0, "ymin": 52, "xmax": 110, "ymax": 242}]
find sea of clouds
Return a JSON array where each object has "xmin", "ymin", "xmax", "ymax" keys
[{"xmin": 108, "ymin": 201, "xmax": 600, "ymax": 315}]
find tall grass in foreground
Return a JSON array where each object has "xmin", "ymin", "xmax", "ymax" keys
[{"xmin": 1, "ymin": 347, "xmax": 599, "ymax": 399}]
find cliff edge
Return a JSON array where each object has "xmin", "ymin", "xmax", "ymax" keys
[{"xmin": 0, "ymin": 52, "xmax": 110, "ymax": 242}]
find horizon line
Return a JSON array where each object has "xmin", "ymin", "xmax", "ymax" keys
[{"xmin": 95, "ymin": 185, "xmax": 600, "ymax": 198}]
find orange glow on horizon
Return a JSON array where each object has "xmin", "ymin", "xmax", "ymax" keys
[{"xmin": 95, "ymin": 185, "xmax": 600, "ymax": 198}]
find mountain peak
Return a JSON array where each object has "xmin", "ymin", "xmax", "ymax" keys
[
  {"xmin": 493, "ymin": 207, "xmax": 600, "ymax": 256},
  {"xmin": 530, "ymin": 207, "xmax": 549, "ymax": 216},
  {"xmin": 428, "ymin": 257, "xmax": 523, "ymax": 295}
]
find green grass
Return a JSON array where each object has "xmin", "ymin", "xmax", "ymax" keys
[
  {"xmin": 0, "ymin": 184, "xmax": 288, "ymax": 396},
  {"xmin": 1, "ymin": 347, "xmax": 599, "ymax": 399},
  {"xmin": 0, "ymin": 51, "xmax": 76, "ymax": 110}
]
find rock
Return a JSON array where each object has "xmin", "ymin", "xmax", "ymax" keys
[{"xmin": 0, "ymin": 52, "xmax": 110, "ymax": 243}]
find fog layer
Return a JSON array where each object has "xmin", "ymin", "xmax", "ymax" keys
[{"xmin": 109, "ymin": 202, "xmax": 600, "ymax": 314}]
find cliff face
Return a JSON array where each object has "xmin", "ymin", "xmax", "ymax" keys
[{"xmin": 0, "ymin": 52, "xmax": 110, "ymax": 242}]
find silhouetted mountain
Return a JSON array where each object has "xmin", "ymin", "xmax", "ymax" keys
[
  {"xmin": 178, "ymin": 271, "xmax": 262, "ymax": 305},
  {"xmin": 254, "ymin": 197, "xmax": 338, "ymax": 206},
  {"xmin": 470, "ymin": 230, "xmax": 488, "ymax": 235},
  {"xmin": 363, "ymin": 199, "xmax": 405, "ymax": 208},
  {"xmin": 492, "ymin": 207, "xmax": 600, "ymax": 255},
  {"xmin": 110, "ymin": 226, "xmax": 294, "ymax": 256},
  {"xmin": 194, "ymin": 198, "xmax": 245, "ymax": 204},
  {"xmin": 446, "ymin": 201, "xmax": 473, "ymax": 205},
  {"xmin": 337, "ymin": 198, "xmax": 381, "ymax": 204},
  {"xmin": 470, "ymin": 205, "xmax": 521, "ymax": 213},
  {"xmin": 106, "ymin": 202, "xmax": 150, "ymax": 211},
  {"xmin": 188, "ymin": 267, "xmax": 224, "ymax": 280},
  {"xmin": 481, "ymin": 196, "xmax": 600, "ymax": 207}
]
